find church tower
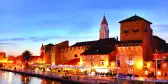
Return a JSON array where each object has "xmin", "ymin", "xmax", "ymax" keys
[
  {"xmin": 99, "ymin": 15, "xmax": 109, "ymax": 39},
  {"xmin": 40, "ymin": 44, "xmax": 45, "ymax": 53},
  {"xmin": 40, "ymin": 44, "xmax": 45, "ymax": 60}
]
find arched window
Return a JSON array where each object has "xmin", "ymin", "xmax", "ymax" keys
[
  {"xmin": 123, "ymin": 29, "xmax": 129, "ymax": 33},
  {"xmin": 91, "ymin": 62, "xmax": 94, "ymax": 66},
  {"xmin": 101, "ymin": 32, "xmax": 104, "ymax": 37},
  {"xmin": 74, "ymin": 54, "xmax": 78, "ymax": 58},
  {"xmin": 101, "ymin": 61, "xmax": 104, "ymax": 66},
  {"xmin": 132, "ymin": 28, "xmax": 139, "ymax": 32}
]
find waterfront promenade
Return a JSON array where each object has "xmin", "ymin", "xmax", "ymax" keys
[
  {"xmin": 0, "ymin": 68, "xmax": 115, "ymax": 84},
  {"xmin": 0, "ymin": 68, "xmax": 85, "ymax": 84},
  {"xmin": 1, "ymin": 68, "xmax": 168, "ymax": 84}
]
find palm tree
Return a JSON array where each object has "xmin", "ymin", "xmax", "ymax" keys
[{"xmin": 22, "ymin": 50, "xmax": 32, "ymax": 69}]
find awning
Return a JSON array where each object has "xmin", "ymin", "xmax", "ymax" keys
[{"xmin": 51, "ymin": 65, "xmax": 84, "ymax": 69}]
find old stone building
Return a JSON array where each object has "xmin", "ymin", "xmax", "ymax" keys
[
  {"xmin": 41, "ymin": 15, "xmax": 168, "ymax": 76},
  {"xmin": 0, "ymin": 52, "xmax": 5, "ymax": 60}
]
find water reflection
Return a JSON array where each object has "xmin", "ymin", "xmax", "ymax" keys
[
  {"xmin": 21, "ymin": 75, "xmax": 30, "ymax": 84},
  {"xmin": 0, "ymin": 71, "xmax": 61, "ymax": 84},
  {"xmin": 8, "ymin": 72, "xmax": 13, "ymax": 84},
  {"xmin": 41, "ymin": 79, "xmax": 61, "ymax": 84}
]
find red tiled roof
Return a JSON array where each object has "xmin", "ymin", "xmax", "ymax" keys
[
  {"xmin": 119, "ymin": 15, "xmax": 152, "ymax": 24},
  {"xmin": 64, "ymin": 58, "xmax": 80, "ymax": 65}
]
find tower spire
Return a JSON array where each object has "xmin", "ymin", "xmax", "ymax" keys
[
  {"xmin": 41, "ymin": 44, "xmax": 44, "ymax": 50},
  {"xmin": 99, "ymin": 15, "xmax": 109, "ymax": 39},
  {"xmin": 101, "ymin": 15, "xmax": 108, "ymax": 25}
]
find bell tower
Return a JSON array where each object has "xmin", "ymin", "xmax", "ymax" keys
[
  {"xmin": 40, "ymin": 44, "xmax": 45, "ymax": 60},
  {"xmin": 99, "ymin": 15, "xmax": 109, "ymax": 39}
]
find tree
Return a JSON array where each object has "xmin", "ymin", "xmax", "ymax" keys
[{"xmin": 22, "ymin": 50, "xmax": 32, "ymax": 68}]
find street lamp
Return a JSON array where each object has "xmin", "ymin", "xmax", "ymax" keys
[
  {"xmin": 116, "ymin": 54, "xmax": 118, "ymax": 78},
  {"xmin": 155, "ymin": 51, "xmax": 158, "ymax": 80},
  {"xmin": 154, "ymin": 49, "xmax": 166, "ymax": 80}
]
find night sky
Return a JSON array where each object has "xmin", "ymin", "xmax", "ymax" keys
[{"xmin": 0, "ymin": 0, "xmax": 168, "ymax": 56}]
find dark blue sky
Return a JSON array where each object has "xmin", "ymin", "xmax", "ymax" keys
[{"xmin": 0, "ymin": 0, "xmax": 168, "ymax": 56}]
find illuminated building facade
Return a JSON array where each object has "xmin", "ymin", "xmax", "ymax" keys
[
  {"xmin": 41, "ymin": 15, "xmax": 168, "ymax": 76},
  {"xmin": 0, "ymin": 52, "xmax": 5, "ymax": 60}
]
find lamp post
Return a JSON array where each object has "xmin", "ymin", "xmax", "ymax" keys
[
  {"xmin": 155, "ymin": 49, "xmax": 166, "ymax": 80},
  {"xmin": 116, "ymin": 54, "xmax": 118, "ymax": 78},
  {"xmin": 115, "ymin": 43, "xmax": 119, "ymax": 78},
  {"xmin": 155, "ymin": 52, "xmax": 158, "ymax": 80}
]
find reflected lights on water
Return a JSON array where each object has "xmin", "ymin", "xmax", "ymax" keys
[{"xmin": 8, "ymin": 72, "xmax": 12, "ymax": 84}]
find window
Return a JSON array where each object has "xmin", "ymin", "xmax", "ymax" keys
[
  {"xmin": 69, "ymin": 47, "xmax": 72, "ymax": 50},
  {"xmin": 74, "ymin": 54, "xmax": 78, "ymax": 58},
  {"xmin": 132, "ymin": 28, "xmax": 139, "ymax": 32},
  {"xmin": 91, "ymin": 62, "xmax": 94, "ymax": 66},
  {"xmin": 123, "ymin": 29, "xmax": 129, "ymax": 33},
  {"xmin": 102, "ymin": 33, "xmax": 104, "ymax": 37},
  {"xmin": 158, "ymin": 63, "xmax": 161, "ymax": 69},
  {"xmin": 91, "ymin": 56, "xmax": 94, "ymax": 59},
  {"xmin": 101, "ymin": 61, "xmax": 104, "ymax": 66},
  {"xmin": 117, "ymin": 60, "xmax": 120, "ymax": 67}
]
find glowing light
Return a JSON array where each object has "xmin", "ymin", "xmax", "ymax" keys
[
  {"xmin": 111, "ymin": 62, "xmax": 115, "ymax": 67},
  {"xmin": 128, "ymin": 60, "xmax": 134, "ymax": 65},
  {"xmin": 94, "ymin": 66, "xmax": 98, "ymax": 68},
  {"xmin": 138, "ymin": 77, "xmax": 145, "ymax": 81},
  {"xmin": 145, "ymin": 71, "xmax": 148, "ymax": 75},
  {"xmin": 134, "ymin": 59, "xmax": 143, "ymax": 69},
  {"xmin": 157, "ymin": 71, "xmax": 161, "ymax": 76},
  {"xmin": 78, "ymin": 61, "xmax": 82, "ymax": 66},
  {"xmin": 80, "ymin": 57, "xmax": 83, "ymax": 66},
  {"xmin": 8, "ymin": 72, "xmax": 13, "ymax": 84},
  {"xmin": 52, "ymin": 62, "xmax": 55, "ymax": 65},
  {"xmin": 96, "ymin": 68, "xmax": 109, "ymax": 73},
  {"xmin": 79, "ymin": 69, "xmax": 84, "ymax": 72},
  {"xmin": 147, "ymin": 62, "xmax": 150, "ymax": 68},
  {"xmin": 104, "ymin": 61, "xmax": 108, "ymax": 66},
  {"xmin": 90, "ymin": 72, "xmax": 95, "ymax": 76},
  {"xmin": 46, "ymin": 68, "xmax": 51, "ymax": 71}
]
